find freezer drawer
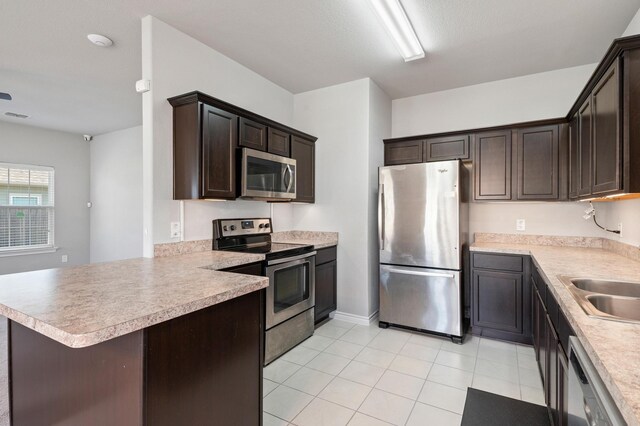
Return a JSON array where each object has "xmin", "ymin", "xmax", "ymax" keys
[{"xmin": 380, "ymin": 264, "xmax": 462, "ymax": 337}]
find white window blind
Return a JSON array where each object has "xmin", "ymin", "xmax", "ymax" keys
[{"xmin": 0, "ymin": 163, "xmax": 55, "ymax": 252}]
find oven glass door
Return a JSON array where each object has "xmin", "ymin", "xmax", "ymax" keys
[
  {"xmin": 266, "ymin": 255, "xmax": 315, "ymax": 329},
  {"xmin": 242, "ymin": 148, "xmax": 296, "ymax": 199}
]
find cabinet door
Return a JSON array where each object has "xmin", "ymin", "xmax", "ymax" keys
[
  {"xmin": 472, "ymin": 270, "xmax": 522, "ymax": 334},
  {"xmin": 568, "ymin": 115, "xmax": 580, "ymax": 199},
  {"xmin": 267, "ymin": 128, "xmax": 290, "ymax": 157},
  {"xmin": 315, "ymin": 260, "xmax": 337, "ymax": 323},
  {"xmin": 516, "ymin": 125, "xmax": 559, "ymax": 200},
  {"xmin": 536, "ymin": 289, "xmax": 547, "ymax": 392},
  {"xmin": 202, "ymin": 104, "xmax": 238, "ymax": 199},
  {"xmin": 546, "ymin": 314, "xmax": 559, "ymax": 425},
  {"xmin": 474, "ymin": 130, "xmax": 512, "ymax": 200},
  {"xmin": 424, "ymin": 135, "xmax": 469, "ymax": 162},
  {"xmin": 592, "ymin": 60, "xmax": 621, "ymax": 195},
  {"xmin": 384, "ymin": 140, "xmax": 423, "ymax": 165},
  {"xmin": 558, "ymin": 349, "xmax": 569, "ymax": 426},
  {"xmin": 239, "ymin": 117, "xmax": 267, "ymax": 151},
  {"xmin": 578, "ymin": 98, "xmax": 592, "ymax": 197},
  {"xmin": 291, "ymin": 136, "xmax": 315, "ymax": 203}
]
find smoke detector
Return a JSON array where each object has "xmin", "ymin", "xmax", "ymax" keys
[{"xmin": 87, "ymin": 34, "xmax": 113, "ymax": 47}]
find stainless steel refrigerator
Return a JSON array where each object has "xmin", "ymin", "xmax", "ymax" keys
[{"xmin": 378, "ymin": 160, "xmax": 469, "ymax": 342}]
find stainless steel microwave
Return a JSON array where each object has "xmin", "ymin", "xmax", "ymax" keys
[{"xmin": 240, "ymin": 148, "xmax": 297, "ymax": 200}]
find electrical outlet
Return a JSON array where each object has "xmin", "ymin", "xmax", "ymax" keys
[
  {"xmin": 170, "ymin": 222, "xmax": 181, "ymax": 238},
  {"xmin": 516, "ymin": 219, "xmax": 526, "ymax": 231},
  {"xmin": 61, "ymin": 255, "xmax": 68, "ymax": 263}
]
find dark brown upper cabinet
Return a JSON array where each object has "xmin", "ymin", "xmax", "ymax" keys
[
  {"xmin": 384, "ymin": 140, "xmax": 423, "ymax": 165},
  {"xmin": 424, "ymin": 135, "xmax": 470, "ymax": 162},
  {"xmin": 172, "ymin": 102, "xmax": 238, "ymax": 200},
  {"xmin": 474, "ymin": 130, "xmax": 512, "ymax": 200},
  {"xmin": 591, "ymin": 60, "xmax": 620, "ymax": 195},
  {"xmin": 516, "ymin": 125, "xmax": 559, "ymax": 200},
  {"xmin": 169, "ymin": 91, "xmax": 317, "ymax": 201},
  {"xmin": 578, "ymin": 98, "xmax": 593, "ymax": 197},
  {"xmin": 267, "ymin": 127, "xmax": 290, "ymax": 157},
  {"xmin": 568, "ymin": 116, "xmax": 580, "ymax": 199},
  {"xmin": 239, "ymin": 117, "xmax": 267, "ymax": 151},
  {"xmin": 291, "ymin": 135, "xmax": 315, "ymax": 203}
]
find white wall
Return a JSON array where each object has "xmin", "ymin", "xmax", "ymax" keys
[
  {"xmin": 141, "ymin": 16, "xmax": 295, "ymax": 253},
  {"xmin": 367, "ymin": 81, "xmax": 391, "ymax": 316},
  {"xmin": 89, "ymin": 126, "xmax": 143, "ymax": 263},
  {"xmin": 0, "ymin": 121, "xmax": 89, "ymax": 274},
  {"xmin": 623, "ymin": 6, "xmax": 640, "ymax": 36},
  {"xmin": 391, "ymin": 64, "xmax": 609, "ymax": 240},
  {"xmin": 292, "ymin": 79, "xmax": 375, "ymax": 318},
  {"xmin": 392, "ymin": 64, "xmax": 596, "ymax": 138}
]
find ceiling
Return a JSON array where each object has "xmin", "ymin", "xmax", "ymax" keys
[{"xmin": 1, "ymin": 0, "xmax": 639, "ymax": 135}]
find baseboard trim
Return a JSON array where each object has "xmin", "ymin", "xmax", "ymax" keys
[{"xmin": 330, "ymin": 310, "xmax": 379, "ymax": 326}]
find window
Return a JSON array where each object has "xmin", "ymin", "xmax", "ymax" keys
[{"xmin": 0, "ymin": 164, "xmax": 55, "ymax": 252}]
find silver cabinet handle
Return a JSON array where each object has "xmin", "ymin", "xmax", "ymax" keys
[
  {"xmin": 386, "ymin": 268, "xmax": 454, "ymax": 279},
  {"xmin": 378, "ymin": 184, "xmax": 385, "ymax": 250}
]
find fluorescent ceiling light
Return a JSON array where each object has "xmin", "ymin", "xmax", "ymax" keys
[{"xmin": 368, "ymin": 0, "xmax": 425, "ymax": 62}]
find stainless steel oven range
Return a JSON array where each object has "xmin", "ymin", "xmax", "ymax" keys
[{"xmin": 213, "ymin": 218, "xmax": 315, "ymax": 365}]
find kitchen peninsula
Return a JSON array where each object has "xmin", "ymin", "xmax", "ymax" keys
[{"xmin": 0, "ymin": 250, "xmax": 269, "ymax": 426}]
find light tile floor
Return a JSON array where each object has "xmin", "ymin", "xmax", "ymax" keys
[{"xmin": 263, "ymin": 319, "xmax": 544, "ymax": 426}]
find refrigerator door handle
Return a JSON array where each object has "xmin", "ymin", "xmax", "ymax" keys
[
  {"xmin": 378, "ymin": 184, "xmax": 385, "ymax": 250},
  {"xmin": 386, "ymin": 267, "xmax": 455, "ymax": 279}
]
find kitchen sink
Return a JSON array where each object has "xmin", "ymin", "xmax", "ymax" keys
[
  {"xmin": 585, "ymin": 294, "xmax": 640, "ymax": 322},
  {"xmin": 570, "ymin": 278, "xmax": 640, "ymax": 298},
  {"xmin": 559, "ymin": 276, "xmax": 640, "ymax": 324}
]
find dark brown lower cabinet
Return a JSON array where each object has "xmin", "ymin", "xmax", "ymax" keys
[
  {"xmin": 314, "ymin": 246, "xmax": 337, "ymax": 324},
  {"xmin": 531, "ymin": 264, "xmax": 575, "ymax": 426},
  {"xmin": 10, "ymin": 290, "xmax": 264, "ymax": 426},
  {"xmin": 546, "ymin": 314, "xmax": 559, "ymax": 424},
  {"xmin": 471, "ymin": 253, "xmax": 531, "ymax": 344}
]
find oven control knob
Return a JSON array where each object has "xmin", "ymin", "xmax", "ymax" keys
[
  {"xmin": 259, "ymin": 224, "xmax": 265, "ymax": 229},
  {"xmin": 265, "ymin": 223, "xmax": 270, "ymax": 229},
  {"xmin": 223, "ymin": 225, "xmax": 228, "ymax": 231},
  {"xmin": 229, "ymin": 225, "xmax": 236, "ymax": 231}
]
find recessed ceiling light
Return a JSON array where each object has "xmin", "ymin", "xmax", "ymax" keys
[
  {"xmin": 4, "ymin": 112, "xmax": 29, "ymax": 119},
  {"xmin": 368, "ymin": 0, "xmax": 424, "ymax": 62},
  {"xmin": 87, "ymin": 34, "xmax": 113, "ymax": 47},
  {"xmin": 0, "ymin": 92, "xmax": 11, "ymax": 101}
]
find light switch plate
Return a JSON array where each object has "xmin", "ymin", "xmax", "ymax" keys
[
  {"xmin": 61, "ymin": 255, "xmax": 68, "ymax": 263},
  {"xmin": 516, "ymin": 219, "xmax": 526, "ymax": 231}
]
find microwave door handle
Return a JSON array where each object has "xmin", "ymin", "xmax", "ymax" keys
[{"xmin": 285, "ymin": 165, "xmax": 293, "ymax": 192}]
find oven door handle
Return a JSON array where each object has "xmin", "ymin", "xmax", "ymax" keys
[{"xmin": 267, "ymin": 251, "xmax": 317, "ymax": 266}]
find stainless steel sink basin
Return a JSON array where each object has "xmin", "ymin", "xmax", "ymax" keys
[
  {"xmin": 558, "ymin": 276, "xmax": 640, "ymax": 324},
  {"xmin": 585, "ymin": 294, "xmax": 640, "ymax": 322},
  {"xmin": 570, "ymin": 278, "xmax": 640, "ymax": 298}
]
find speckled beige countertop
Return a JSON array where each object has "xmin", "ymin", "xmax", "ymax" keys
[
  {"xmin": 471, "ymin": 242, "xmax": 640, "ymax": 426},
  {"xmin": 0, "ymin": 250, "xmax": 267, "ymax": 349},
  {"xmin": 270, "ymin": 231, "xmax": 338, "ymax": 249}
]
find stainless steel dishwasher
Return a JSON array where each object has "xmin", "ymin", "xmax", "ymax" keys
[{"xmin": 568, "ymin": 337, "xmax": 626, "ymax": 425}]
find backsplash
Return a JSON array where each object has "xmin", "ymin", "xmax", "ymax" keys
[{"xmin": 475, "ymin": 233, "xmax": 640, "ymax": 263}]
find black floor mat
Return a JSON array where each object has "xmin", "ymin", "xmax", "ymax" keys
[{"xmin": 461, "ymin": 388, "xmax": 551, "ymax": 426}]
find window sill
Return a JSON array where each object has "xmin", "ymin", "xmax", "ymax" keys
[{"xmin": 0, "ymin": 247, "xmax": 59, "ymax": 258}]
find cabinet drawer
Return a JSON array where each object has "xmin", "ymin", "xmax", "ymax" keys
[
  {"xmin": 473, "ymin": 253, "xmax": 523, "ymax": 272},
  {"xmin": 546, "ymin": 288, "xmax": 559, "ymax": 329},
  {"xmin": 316, "ymin": 246, "xmax": 337, "ymax": 265},
  {"xmin": 532, "ymin": 266, "xmax": 546, "ymax": 301},
  {"xmin": 557, "ymin": 310, "xmax": 575, "ymax": 354}
]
